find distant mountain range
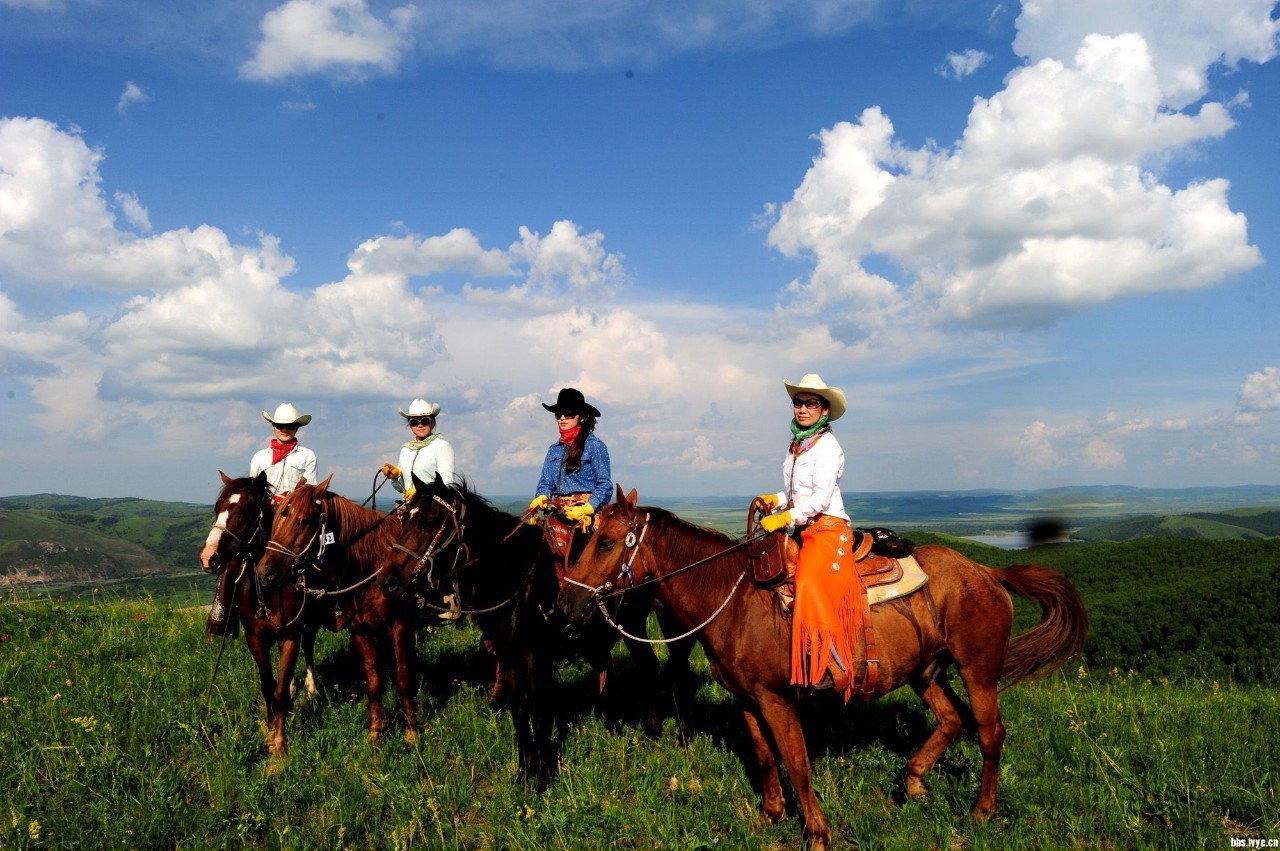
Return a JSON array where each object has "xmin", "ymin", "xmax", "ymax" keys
[{"xmin": 4, "ymin": 485, "xmax": 1279, "ymax": 594}]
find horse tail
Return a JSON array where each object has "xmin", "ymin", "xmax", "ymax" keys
[{"xmin": 988, "ymin": 563, "xmax": 1088, "ymax": 687}]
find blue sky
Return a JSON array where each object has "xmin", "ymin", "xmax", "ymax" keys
[{"xmin": 1, "ymin": 0, "xmax": 1277, "ymax": 504}]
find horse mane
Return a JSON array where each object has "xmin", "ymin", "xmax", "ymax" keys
[
  {"xmin": 301, "ymin": 486, "xmax": 401, "ymax": 574},
  {"xmin": 640, "ymin": 505, "xmax": 748, "ymax": 585}
]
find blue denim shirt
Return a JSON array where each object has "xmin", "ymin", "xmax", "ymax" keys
[{"xmin": 536, "ymin": 433, "xmax": 613, "ymax": 511}]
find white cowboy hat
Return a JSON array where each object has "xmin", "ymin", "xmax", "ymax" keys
[
  {"xmin": 262, "ymin": 402, "xmax": 312, "ymax": 427},
  {"xmin": 783, "ymin": 374, "xmax": 847, "ymax": 422},
  {"xmin": 398, "ymin": 399, "xmax": 441, "ymax": 419}
]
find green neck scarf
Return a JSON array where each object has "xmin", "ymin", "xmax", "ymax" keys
[
  {"xmin": 790, "ymin": 415, "xmax": 829, "ymax": 442},
  {"xmin": 405, "ymin": 434, "xmax": 440, "ymax": 451}
]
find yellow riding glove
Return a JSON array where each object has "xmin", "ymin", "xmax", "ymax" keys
[
  {"xmin": 382, "ymin": 463, "xmax": 401, "ymax": 479},
  {"xmin": 759, "ymin": 511, "xmax": 792, "ymax": 534},
  {"xmin": 562, "ymin": 502, "xmax": 595, "ymax": 531},
  {"xmin": 403, "ymin": 488, "xmax": 416, "ymax": 502},
  {"xmin": 754, "ymin": 493, "xmax": 780, "ymax": 511},
  {"xmin": 527, "ymin": 494, "xmax": 549, "ymax": 524}
]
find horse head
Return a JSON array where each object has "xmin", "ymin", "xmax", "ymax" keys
[
  {"xmin": 200, "ymin": 471, "xmax": 272, "ymax": 574},
  {"xmin": 256, "ymin": 474, "xmax": 332, "ymax": 589},
  {"xmin": 379, "ymin": 472, "xmax": 464, "ymax": 600},
  {"xmin": 557, "ymin": 483, "xmax": 646, "ymax": 624}
]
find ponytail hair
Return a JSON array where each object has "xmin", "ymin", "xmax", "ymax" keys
[{"xmin": 564, "ymin": 415, "xmax": 596, "ymax": 474}]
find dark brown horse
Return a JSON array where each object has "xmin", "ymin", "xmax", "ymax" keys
[
  {"xmin": 255, "ymin": 476, "xmax": 419, "ymax": 744},
  {"xmin": 558, "ymin": 487, "xmax": 1088, "ymax": 850},
  {"xmin": 378, "ymin": 474, "xmax": 695, "ymax": 786},
  {"xmin": 199, "ymin": 472, "xmax": 337, "ymax": 756}
]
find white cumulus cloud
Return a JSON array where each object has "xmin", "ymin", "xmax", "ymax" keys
[
  {"xmin": 241, "ymin": 0, "xmax": 418, "ymax": 82},
  {"xmin": 768, "ymin": 26, "xmax": 1262, "ymax": 341}
]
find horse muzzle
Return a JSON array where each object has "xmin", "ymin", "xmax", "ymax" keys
[{"xmin": 556, "ymin": 584, "xmax": 595, "ymax": 624}]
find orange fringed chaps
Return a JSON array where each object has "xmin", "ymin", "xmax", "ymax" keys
[{"xmin": 789, "ymin": 515, "xmax": 864, "ymax": 702}]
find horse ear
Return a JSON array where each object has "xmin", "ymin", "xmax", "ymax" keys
[
  {"xmin": 315, "ymin": 474, "xmax": 333, "ymax": 496},
  {"xmin": 433, "ymin": 472, "xmax": 446, "ymax": 488},
  {"xmin": 411, "ymin": 471, "xmax": 428, "ymax": 492},
  {"xmin": 220, "ymin": 471, "xmax": 233, "ymax": 485},
  {"xmin": 253, "ymin": 471, "xmax": 269, "ymax": 487},
  {"xmin": 615, "ymin": 485, "xmax": 638, "ymax": 507}
]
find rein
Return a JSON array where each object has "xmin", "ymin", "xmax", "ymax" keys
[{"xmin": 563, "ymin": 509, "xmax": 752, "ymax": 642}]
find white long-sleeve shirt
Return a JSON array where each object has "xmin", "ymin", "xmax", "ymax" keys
[
  {"xmin": 393, "ymin": 437, "xmax": 456, "ymax": 492},
  {"xmin": 775, "ymin": 431, "xmax": 848, "ymax": 525},
  {"xmin": 249, "ymin": 444, "xmax": 318, "ymax": 495}
]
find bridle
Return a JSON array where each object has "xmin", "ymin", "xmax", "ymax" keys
[
  {"xmin": 562, "ymin": 504, "xmax": 748, "ymax": 644},
  {"xmin": 262, "ymin": 498, "xmax": 329, "ymax": 581},
  {"xmin": 389, "ymin": 487, "xmax": 534, "ymax": 617},
  {"xmin": 389, "ymin": 491, "xmax": 467, "ymax": 589}
]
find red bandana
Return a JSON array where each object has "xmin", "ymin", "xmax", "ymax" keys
[
  {"xmin": 558, "ymin": 425, "xmax": 582, "ymax": 446},
  {"xmin": 270, "ymin": 438, "xmax": 297, "ymax": 465}
]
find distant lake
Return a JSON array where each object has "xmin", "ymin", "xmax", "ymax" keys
[
  {"xmin": 964, "ymin": 533, "xmax": 1029, "ymax": 549},
  {"xmin": 965, "ymin": 531, "xmax": 1075, "ymax": 549}
]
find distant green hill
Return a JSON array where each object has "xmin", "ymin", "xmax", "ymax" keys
[
  {"xmin": 0, "ymin": 495, "xmax": 210, "ymax": 592},
  {"xmin": 1074, "ymin": 509, "xmax": 1280, "ymax": 542}
]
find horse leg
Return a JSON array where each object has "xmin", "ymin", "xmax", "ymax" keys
[
  {"xmin": 390, "ymin": 619, "xmax": 419, "ymax": 743},
  {"xmin": 956, "ymin": 666, "xmax": 1005, "ymax": 821},
  {"xmin": 754, "ymin": 691, "xmax": 832, "ymax": 851},
  {"xmin": 904, "ymin": 673, "xmax": 965, "ymax": 801},
  {"xmin": 269, "ymin": 636, "xmax": 303, "ymax": 756},
  {"xmin": 298, "ymin": 622, "xmax": 320, "ymax": 699},
  {"xmin": 507, "ymin": 651, "xmax": 545, "ymax": 786},
  {"xmin": 351, "ymin": 631, "xmax": 386, "ymax": 743},
  {"xmin": 243, "ymin": 626, "xmax": 280, "ymax": 745},
  {"xmin": 659, "ymin": 614, "xmax": 697, "ymax": 741},
  {"xmin": 740, "ymin": 706, "xmax": 787, "ymax": 825}
]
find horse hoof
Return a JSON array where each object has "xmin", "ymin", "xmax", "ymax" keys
[
  {"xmin": 403, "ymin": 729, "xmax": 418, "ymax": 745},
  {"xmin": 904, "ymin": 776, "xmax": 928, "ymax": 800},
  {"xmin": 971, "ymin": 804, "xmax": 996, "ymax": 822}
]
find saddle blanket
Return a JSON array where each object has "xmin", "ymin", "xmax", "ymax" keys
[{"xmin": 866, "ymin": 554, "xmax": 928, "ymax": 606}]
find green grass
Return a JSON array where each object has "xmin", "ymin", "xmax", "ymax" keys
[{"xmin": 1, "ymin": 598, "xmax": 1277, "ymax": 850}]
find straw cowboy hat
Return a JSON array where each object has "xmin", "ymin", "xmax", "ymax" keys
[
  {"xmin": 783, "ymin": 374, "xmax": 847, "ymax": 422},
  {"xmin": 262, "ymin": 402, "xmax": 312, "ymax": 427},
  {"xmin": 398, "ymin": 399, "xmax": 441, "ymax": 419},
  {"xmin": 542, "ymin": 387, "xmax": 602, "ymax": 418}
]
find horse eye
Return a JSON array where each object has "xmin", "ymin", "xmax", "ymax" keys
[{"xmin": 597, "ymin": 537, "xmax": 616, "ymax": 552}]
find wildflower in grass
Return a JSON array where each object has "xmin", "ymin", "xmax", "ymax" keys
[
  {"xmin": 52, "ymin": 693, "xmax": 61, "ymax": 701},
  {"xmin": 28, "ymin": 820, "xmax": 40, "ymax": 840},
  {"xmin": 65, "ymin": 679, "xmax": 73, "ymax": 687},
  {"xmin": 72, "ymin": 715, "xmax": 98, "ymax": 733},
  {"xmin": 669, "ymin": 776, "xmax": 679, "ymax": 790},
  {"xmin": 1076, "ymin": 665, "xmax": 1089, "ymax": 680}
]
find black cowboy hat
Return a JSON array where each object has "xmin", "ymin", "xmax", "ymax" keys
[{"xmin": 542, "ymin": 387, "xmax": 601, "ymax": 418}]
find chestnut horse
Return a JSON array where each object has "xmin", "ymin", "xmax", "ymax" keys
[
  {"xmin": 199, "ymin": 472, "xmax": 337, "ymax": 756},
  {"xmin": 378, "ymin": 474, "xmax": 695, "ymax": 786},
  {"xmin": 255, "ymin": 476, "xmax": 419, "ymax": 744},
  {"xmin": 558, "ymin": 487, "xmax": 1088, "ymax": 850}
]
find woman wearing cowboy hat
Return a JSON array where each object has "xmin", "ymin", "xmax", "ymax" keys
[
  {"xmin": 528, "ymin": 388, "xmax": 612, "ymax": 531},
  {"xmin": 250, "ymin": 402, "xmax": 319, "ymax": 501},
  {"xmin": 755, "ymin": 374, "xmax": 863, "ymax": 699},
  {"xmin": 381, "ymin": 399, "xmax": 456, "ymax": 500}
]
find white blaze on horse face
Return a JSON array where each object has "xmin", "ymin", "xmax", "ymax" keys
[{"xmin": 201, "ymin": 507, "xmax": 232, "ymax": 566}]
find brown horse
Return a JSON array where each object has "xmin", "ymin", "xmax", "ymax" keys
[
  {"xmin": 255, "ymin": 476, "xmax": 419, "ymax": 744},
  {"xmin": 199, "ymin": 472, "xmax": 339, "ymax": 756},
  {"xmin": 558, "ymin": 487, "xmax": 1088, "ymax": 850}
]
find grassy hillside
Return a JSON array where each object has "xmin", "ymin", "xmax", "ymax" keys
[{"xmin": 0, "ymin": 599, "xmax": 1275, "ymax": 850}]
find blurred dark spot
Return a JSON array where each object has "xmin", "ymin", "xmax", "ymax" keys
[
  {"xmin": 376, "ymin": 112, "xmax": 385, "ymax": 121},
  {"xmin": 1026, "ymin": 518, "xmax": 1067, "ymax": 544},
  {"xmin": 625, "ymin": 70, "xmax": 634, "ymax": 79}
]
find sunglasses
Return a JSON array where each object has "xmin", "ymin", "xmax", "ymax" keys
[
  {"xmin": 555, "ymin": 412, "xmax": 581, "ymax": 420},
  {"xmin": 407, "ymin": 417, "xmax": 435, "ymax": 427},
  {"xmin": 271, "ymin": 422, "xmax": 300, "ymax": 430},
  {"xmin": 792, "ymin": 396, "xmax": 826, "ymax": 410}
]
